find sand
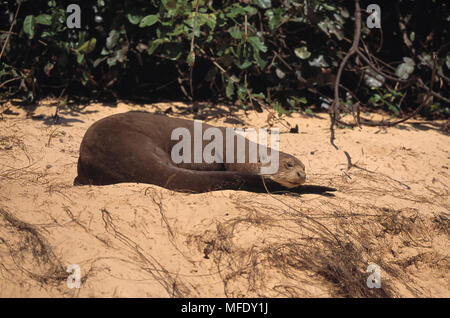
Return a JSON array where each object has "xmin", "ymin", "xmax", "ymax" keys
[{"xmin": 0, "ymin": 100, "xmax": 448, "ymax": 297}]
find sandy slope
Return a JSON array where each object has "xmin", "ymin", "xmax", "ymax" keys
[{"xmin": 0, "ymin": 100, "xmax": 448, "ymax": 297}]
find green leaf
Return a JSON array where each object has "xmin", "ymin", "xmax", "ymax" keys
[
  {"xmin": 35, "ymin": 14, "xmax": 52, "ymax": 25},
  {"xmin": 340, "ymin": 7, "xmax": 350, "ymax": 18},
  {"xmin": 192, "ymin": 0, "xmax": 205, "ymax": 7},
  {"xmin": 187, "ymin": 51, "xmax": 195, "ymax": 67},
  {"xmin": 76, "ymin": 52, "xmax": 84, "ymax": 64},
  {"xmin": 101, "ymin": 47, "xmax": 110, "ymax": 56},
  {"xmin": 26, "ymin": 91, "xmax": 34, "ymax": 102},
  {"xmin": 230, "ymin": 75, "xmax": 240, "ymax": 83},
  {"xmin": 265, "ymin": 9, "xmax": 282, "ymax": 31},
  {"xmin": 254, "ymin": 0, "xmax": 271, "ymax": 9},
  {"xmin": 41, "ymin": 31, "xmax": 54, "ymax": 38},
  {"xmin": 275, "ymin": 68, "xmax": 285, "ymax": 79},
  {"xmin": 321, "ymin": 3, "xmax": 336, "ymax": 11},
  {"xmin": 419, "ymin": 53, "xmax": 432, "ymax": 67},
  {"xmin": 253, "ymin": 51, "xmax": 267, "ymax": 69},
  {"xmin": 237, "ymin": 85, "xmax": 248, "ymax": 98},
  {"xmin": 386, "ymin": 102, "xmax": 400, "ymax": 115},
  {"xmin": 106, "ymin": 30, "xmax": 120, "ymax": 49},
  {"xmin": 247, "ymin": 36, "xmax": 267, "ymax": 53},
  {"xmin": 127, "ymin": 14, "xmax": 142, "ymax": 25},
  {"xmin": 395, "ymin": 57, "xmax": 415, "ymax": 80},
  {"xmin": 308, "ymin": 55, "xmax": 328, "ymax": 67},
  {"xmin": 115, "ymin": 46, "xmax": 128, "ymax": 62},
  {"xmin": 202, "ymin": 13, "xmax": 216, "ymax": 30},
  {"xmin": 79, "ymin": 72, "xmax": 88, "ymax": 86},
  {"xmin": 294, "ymin": 47, "xmax": 311, "ymax": 59},
  {"xmin": 107, "ymin": 56, "xmax": 118, "ymax": 67},
  {"xmin": 139, "ymin": 15, "xmax": 159, "ymax": 28},
  {"xmin": 107, "ymin": 46, "xmax": 128, "ymax": 66},
  {"xmin": 235, "ymin": 59, "xmax": 252, "ymax": 70},
  {"xmin": 76, "ymin": 38, "xmax": 97, "ymax": 54},
  {"xmin": 226, "ymin": 7, "xmax": 244, "ymax": 18},
  {"xmin": 167, "ymin": 24, "xmax": 185, "ymax": 36},
  {"xmin": 93, "ymin": 56, "xmax": 107, "ymax": 68},
  {"xmin": 147, "ymin": 38, "xmax": 168, "ymax": 55},
  {"xmin": 291, "ymin": 96, "xmax": 307, "ymax": 104},
  {"xmin": 226, "ymin": 80, "xmax": 234, "ymax": 99},
  {"xmin": 305, "ymin": 108, "xmax": 314, "ymax": 116},
  {"xmin": 228, "ymin": 26, "xmax": 242, "ymax": 39},
  {"xmin": 23, "ymin": 15, "xmax": 35, "ymax": 39},
  {"xmin": 162, "ymin": 0, "xmax": 177, "ymax": 10},
  {"xmin": 243, "ymin": 6, "xmax": 258, "ymax": 16},
  {"xmin": 251, "ymin": 92, "xmax": 265, "ymax": 99},
  {"xmin": 273, "ymin": 101, "xmax": 287, "ymax": 116}
]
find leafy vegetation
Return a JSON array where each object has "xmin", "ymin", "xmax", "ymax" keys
[{"xmin": 0, "ymin": 0, "xmax": 448, "ymax": 118}]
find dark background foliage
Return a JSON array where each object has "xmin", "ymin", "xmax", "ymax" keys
[{"xmin": 0, "ymin": 0, "xmax": 448, "ymax": 118}]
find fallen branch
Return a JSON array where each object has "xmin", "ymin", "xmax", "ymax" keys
[
  {"xmin": 337, "ymin": 53, "xmax": 438, "ymax": 127},
  {"xmin": 329, "ymin": 0, "xmax": 362, "ymax": 149},
  {"xmin": 188, "ymin": 0, "xmax": 200, "ymax": 112},
  {"xmin": 0, "ymin": 1, "xmax": 21, "ymax": 61}
]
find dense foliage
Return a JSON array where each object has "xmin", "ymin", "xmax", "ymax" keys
[{"xmin": 0, "ymin": 0, "xmax": 448, "ymax": 117}]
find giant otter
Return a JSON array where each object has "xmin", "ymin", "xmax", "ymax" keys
[{"xmin": 75, "ymin": 112, "xmax": 307, "ymax": 193}]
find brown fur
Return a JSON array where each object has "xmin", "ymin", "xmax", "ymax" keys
[{"xmin": 75, "ymin": 112, "xmax": 306, "ymax": 193}]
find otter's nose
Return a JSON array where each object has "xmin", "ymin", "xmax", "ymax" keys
[{"xmin": 296, "ymin": 170, "xmax": 306, "ymax": 182}]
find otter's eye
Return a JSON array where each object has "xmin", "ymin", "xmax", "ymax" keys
[{"xmin": 286, "ymin": 162, "xmax": 294, "ymax": 168}]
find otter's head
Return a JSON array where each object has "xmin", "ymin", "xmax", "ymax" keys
[{"xmin": 261, "ymin": 152, "xmax": 306, "ymax": 188}]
